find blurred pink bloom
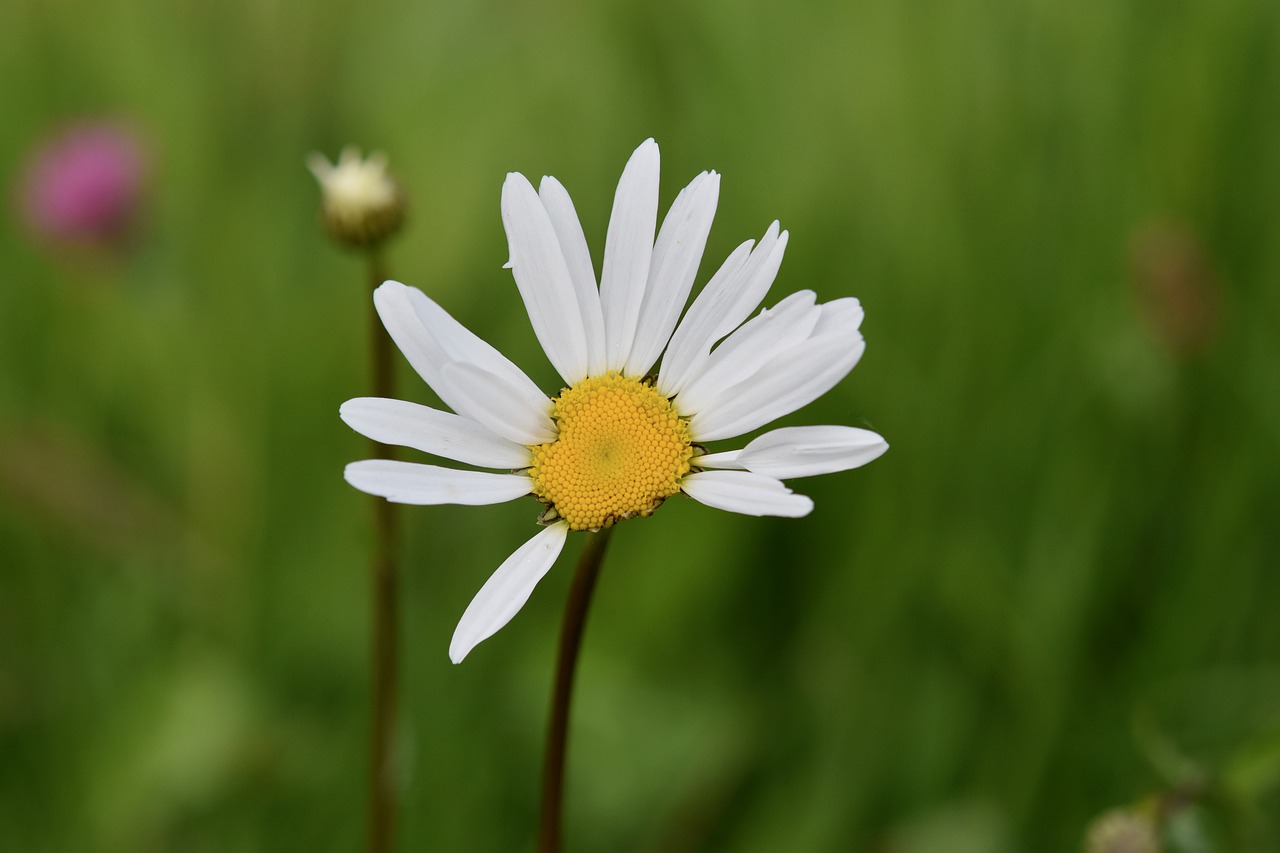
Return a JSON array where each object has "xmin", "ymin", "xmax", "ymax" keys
[{"xmin": 17, "ymin": 121, "xmax": 147, "ymax": 246}]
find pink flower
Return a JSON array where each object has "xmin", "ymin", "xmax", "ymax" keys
[{"xmin": 17, "ymin": 121, "xmax": 147, "ymax": 246}]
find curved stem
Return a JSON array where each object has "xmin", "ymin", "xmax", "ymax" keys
[
  {"xmin": 538, "ymin": 526, "xmax": 615, "ymax": 853},
  {"xmin": 367, "ymin": 252, "xmax": 398, "ymax": 853}
]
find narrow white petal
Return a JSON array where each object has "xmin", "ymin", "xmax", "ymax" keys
[
  {"xmin": 657, "ymin": 224, "xmax": 788, "ymax": 397},
  {"xmin": 339, "ymin": 397, "xmax": 531, "ymax": 469},
  {"xmin": 373, "ymin": 281, "xmax": 547, "ymax": 411},
  {"xmin": 344, "ymin": 460, "xmax": 532, "ymax": 505},
  {"xmin": 624, "ymin": 171, "xmax": 720, "ymax": 377},
  {"xmin": 689, "ymin": 448, "xmax": 744, "ymax": 470},
  {"xmin": 372, "ymin": 280, "xmax": 452, "ymax": 390},
  {"xmin": 688, "ymin": 299, "xmax": 867, "ymax": 442},
  {"xmin": 682, "ymin": 470, "xmax": 813, "ymax": 517},
  {"xmin": 436, "ymin": 362, "xmax": 556, "ymax": 446},
  {"xmin": 708, "ymin": 227, "xmax": 788, "ymax": 340},
  {"xmin": 599, "ymin": 139, "xmax": 660, "ymax": 371},
  {"xmin": 539, "ymin": 176, "xmax": 607, "ymax": 376},
  {"xmin": 690, "ymin": 335, "xmax": 865, "ymax": 443},
  {"xmin": 674, "ymin": 291, "xmax": 820, "ymax": 415},
  {"xmin": 696, "ymin": 290, "xmax": 819, "ymax": 375},
  {"xmin": 450, "ymin": 522, "xmax": 570, "ymax": 663},
  {"xmin": 655, "ymin": 239, "xmax": 753, "ymax": 396},
  {"xmin": 502, "ymin": 173, "xmax": 590, "ymax": 384},
  {"xmin": 731, "ymin": 425, "xmax": 889, "ymax": 479}
]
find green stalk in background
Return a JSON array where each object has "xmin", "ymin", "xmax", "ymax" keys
[{"xmin": 308, "ymin": 148, "xmax": 407, "ymax": 853}]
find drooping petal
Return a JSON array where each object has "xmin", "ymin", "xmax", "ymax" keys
[
  {"xmin": 599, "ymin": 139, "xmax": 660, "ymax": 371},
  {"xmin": 673, "ymin": 290, "xmax": 820, "ymax": 416},
  {"xmin": 344, "ymin": 460, "xmax": 533, "ymax": 505},
  {"xmin": 657, "ymin": 223, "xmax": 788, "ymax": 397},
  {"xmin": 435, "ymin": 362, "xmax": 556, "ymax": 446},
  {"xmin": 682, "ymin": 470, "xmax": 813, "ymax": 517},
  {"xmin": 502, "ymin": 173, "xmax": 591, "ymax": 384},
  {"xmin": 624, "ymin": 170, "xmax": 720, "ymax": 377},
  {"xmin": 339, "ymin": 397, "xmax": 531, "ymax": 469},
  {"xmin": 698, "ymin": 425, "xmax": 888, "ymax": 479},
  {"xmin": 373, "ymin": 281, "xmax": 549, "ymax": 413},
  {"xmin": 687, "ymin": 299, "xmax": 866, "ymax": 442},
  {"xmin": 449, "ymin": 522, "xmax": 570, "ymax": 663},
  {"xmin": 539, "ymin": 176, "xmax": 606, "ymax": 376}
]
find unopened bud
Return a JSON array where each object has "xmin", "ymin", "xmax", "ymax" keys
[
  {"xmin": 1084, "ymin": 808, "xmax": 1160, "ymax": 853},
  {"xmin": 307, "ymin": 146, "xmax": 405, "ymax": 250}
]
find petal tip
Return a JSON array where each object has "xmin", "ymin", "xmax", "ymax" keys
[
  {"xmin": 629, "ymin": 138, "xmax": 661, "ymax": 166},
  {"xmin": 342, "ymin": 461, "xmax": 373, "ymax": 490},
  {"xmin": 501, "ymin": 173, "xmax": 538, "ymax": 205},
  {"xmin": 448, "ymin": 639, "xmax": 470, "ymax": 664}
]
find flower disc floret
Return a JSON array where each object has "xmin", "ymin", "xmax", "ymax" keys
[{"xmin": 529, "ymin": 373, "xmax": 693, "ymax": 531}]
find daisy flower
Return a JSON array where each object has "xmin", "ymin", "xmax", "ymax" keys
[{"xmin": 341, "ymin": 139, "xmax": 887, "ymax": 663}]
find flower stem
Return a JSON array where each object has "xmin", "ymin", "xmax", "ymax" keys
[
  {"xmin": 538, "ymin": 526, "xmax": 615, "ymax": 853},
  {"xmin": 366, "ymin": 253, "xmax": 398, "ymax": 853}
]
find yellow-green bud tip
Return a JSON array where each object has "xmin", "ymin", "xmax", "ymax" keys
[{"xmin": 307, "ymin": 146, "xmax": 405, "ymax": 250}]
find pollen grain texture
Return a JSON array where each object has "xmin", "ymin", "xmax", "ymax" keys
[{"xmin": 529, "ymin": 373, "xmax": 693, "ymax": 531}]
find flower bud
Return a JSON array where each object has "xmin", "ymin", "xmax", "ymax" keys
[{"xmin": 307, "ymin": 146, "xmax": 405, "ymax": 250}]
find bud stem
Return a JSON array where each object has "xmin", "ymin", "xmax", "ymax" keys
[{"xmin": 366, "ymin": 251, "xmax": 399, "ymax": 853}]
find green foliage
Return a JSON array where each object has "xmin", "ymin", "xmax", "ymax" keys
[{"xmin": 3, "ymin": 0, "xmax": 1279, "ymax": 849}]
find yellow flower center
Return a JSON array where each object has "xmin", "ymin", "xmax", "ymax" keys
[{"xmin": 529, "ymin": 372, "xmax": 693, "ymax": 531}]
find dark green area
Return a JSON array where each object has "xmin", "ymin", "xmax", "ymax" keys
[{"xmin": 3, "ymin": 0, "xmax": 1279, "ymax": 849}]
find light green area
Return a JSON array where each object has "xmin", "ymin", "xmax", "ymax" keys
[{"xmin": 3, "ymin": 0, "xmax": 1279, "ymax": 849}]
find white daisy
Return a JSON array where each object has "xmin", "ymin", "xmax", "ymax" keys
[{"xmin": 341, "ymin": 139, "xmax": 887, "ymax": 663}]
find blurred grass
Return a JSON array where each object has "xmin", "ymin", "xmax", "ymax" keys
[{"xmin": 3, "ymin": 0, "xmax": 1280, "ymax": 850}]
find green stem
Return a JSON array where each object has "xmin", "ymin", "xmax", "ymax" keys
[
  {"xmin": 537, "ymin": 526, "xmax": 615, "ymax": 853},
  {"xmin": 366, "ymin": 253, "xmax": 398, "ymax": 853}
]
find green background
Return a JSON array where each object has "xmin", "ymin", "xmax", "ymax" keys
[{"xmin": 3, "ymin": 0, "xmax": 1279, "ymax": 849}]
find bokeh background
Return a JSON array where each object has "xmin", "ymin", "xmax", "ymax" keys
[{"xmin": 3, "ymin": 0, "xmax": 1280, "ymax": 850}]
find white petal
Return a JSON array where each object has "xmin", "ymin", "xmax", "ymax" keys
[
  {"xmin": 539, "ymin": 176, "xmax": 607, "ymax": 376},
  {"xmin": 682, "ymin": 470, "xmax": 813, "ymax": 517},
  {"xmin": 713, "ymin": 425, "xmax": 888, "ymax": 479},
  {"xmin": 689, "ymin": 335, "xmax": 866, "ymax": 442},
  {"xmin": 344, "ymin": 460, "xmax": 532, "ymax": 505},
  {"xmin": 502, "ymin": 173, "xmax": 591, "ymax": 384},
  {"xmin": 653, "ymin": 240, "xmax": 750, "ymax": 395},
  {"xmin": 449, "ymin": 522, "xmax": 570, "ymax": 663},
  {"xmin": 674, "ymin": 291, "xmax": 820, "ymax": 415},
  {"xmin": 624, "ymin": 170, "xmax": 720, "ymax": 377},
  {"xmin": 657, "ymin": 223, "xmax": 788, "ymax": 397},
  {"xmin": 687, "ymin": 298, "xmax": 866, "ymax": 442},
  {"xmin": 373, "ymin": 281, "xmax": 548, "ymax": 412},
  {"xmin": 705, "ymin": 225, "xmax": 788, "ymax": 341},
  {"xmin": 688, "ymin": 448, "xmax": 743, "ymax": 469},
  {"xmin": 599, "ymin": 139, "xmax": 660, "ymax": 371},
  {"xmin": 435, "ymin": 362, "xmax": 556, "ymax": 446},
  {"xmin": 339, "ymin": 397, "xmax": 531, "ymax": 469}
]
